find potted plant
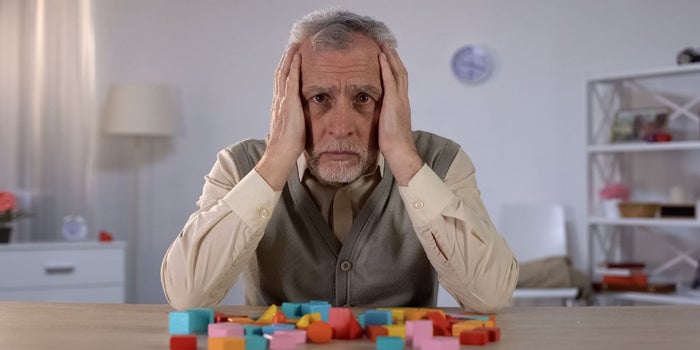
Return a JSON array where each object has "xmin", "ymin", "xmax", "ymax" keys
[{"xmin": 0, "ymin": 191, "xmax": 28, "ymax": 243}]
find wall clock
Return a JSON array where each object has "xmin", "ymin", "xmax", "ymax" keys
[{"xmin": 451, "ymin": 45, "xmax": 493, "ymax": 84}]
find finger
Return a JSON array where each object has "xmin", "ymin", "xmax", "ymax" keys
[
  {"xmin": 382, "ymin": 44, "xmax": 408, "ymax": 91},
  {"xmin": 285, "ymin": 53, "xmax": 301, "ymax": 97},
  {"xmin": 379, "ymin": 52, "xmax": 397, "ymax": 95},
  {"xmin": 275, "ymin": 44, "xmax": 300, "ymax": 96}
]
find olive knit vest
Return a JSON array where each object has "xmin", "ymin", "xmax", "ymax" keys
[{"xmin": 230, "ymin": 131, "xmax": 459, "ymax": 307}]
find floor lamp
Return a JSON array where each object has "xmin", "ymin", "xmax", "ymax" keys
[{"xmin": 102, "ymin": 83, "xmax": 175, "ymax": 303}]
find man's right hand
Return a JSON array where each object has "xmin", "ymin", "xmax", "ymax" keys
[{"xmin": 255, "ymin": 45, "xmax": 305, "ymax": 191}]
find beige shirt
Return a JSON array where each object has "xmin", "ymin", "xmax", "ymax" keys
[{"xmin": 161, "ymin": 148, "xmax": 519, "ymax": 313}]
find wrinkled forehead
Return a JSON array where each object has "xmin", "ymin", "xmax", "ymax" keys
[{"xmin": 299, "ymin": 34, "xmax": 383, "ymax": 84}]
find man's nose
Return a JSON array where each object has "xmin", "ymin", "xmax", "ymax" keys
[{"xmin": 327, "ymin": 100, "xmax": 355, "ymax": 138}]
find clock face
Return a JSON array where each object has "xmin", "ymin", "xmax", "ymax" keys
[
  {"xmin": 62, "ymin": 215, "xmax": 87, "ymax": 241},
  {"xmin": 451, "ymin": 45, "xmax": 493, "ymax": 84}
]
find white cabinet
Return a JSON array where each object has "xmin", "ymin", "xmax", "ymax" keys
[
  {"xmin": 586, "ymin": 64, "xmax": 700, "ymax": 305},
  {"xmin": 0, "ymin": 241, "xmax": 126, "ymax": 303}
]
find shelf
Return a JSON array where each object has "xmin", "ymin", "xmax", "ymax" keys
[
  {"xmin": 587, "ymin": 141, "xmax": 700, "ymax": 153},
  {"xmin": 613, "ymin": 291, "xmax": 700, "ymax": 306},
  {"xmin": 587, "ymin": 64, "xmax": 700, "ymax": 83},
  {"xmin": 589, "ymin": 217, "xmax": 700, "ymax": 228}
]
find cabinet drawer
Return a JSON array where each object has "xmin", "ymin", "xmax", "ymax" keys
[
  {"xmin": 0, "ymin": 248, "xmax": 124, "ymax": 289},
  {"xmin": 0, "ymin": 285, "xmax": 124, "ymax": 303}
]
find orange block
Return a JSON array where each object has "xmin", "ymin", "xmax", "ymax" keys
[
  {"xmin": 366, "ymin": 325, "xmax": 389, "ymax": 342},
  {"xmin": 307, "ymin": 321, "xmax": 333, "ymax": 344},
  {"xmin": 451, "ymin": 320, "xmax": 495, "ymax": 336},
  {"xmin": 208, "ymin": 337, "xmax": 245, "ymax": 350},
  {"xmin": 228, "ymin": 317, "xmax": 255, "ymax": 324}
]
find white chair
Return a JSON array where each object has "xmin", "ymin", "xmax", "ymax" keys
[{"xmin": 499, "ymin": 203, "xmax": 578, "ymax": 306}]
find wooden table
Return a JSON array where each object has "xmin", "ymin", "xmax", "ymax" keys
[{"xmin": 0, "ymin": 302, "xmax": 698, "ymax": 349}]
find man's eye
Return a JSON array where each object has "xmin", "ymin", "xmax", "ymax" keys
[
  {"xmin": 355, "ymin": 93, "xmax": 371, "ymax": 104},
  {"xmin": 312, "ymin": 95, "xmax": 327, "ymax": 103}
]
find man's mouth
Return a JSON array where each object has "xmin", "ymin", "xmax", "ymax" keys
[{"xmin": 321, "ymin": 151, "xmax": 357, "ymax": 161}]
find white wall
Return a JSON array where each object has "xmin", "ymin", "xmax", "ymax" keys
[{"xmin": 93, "ymin": 0, "xmax": 700, "ymax": 303}]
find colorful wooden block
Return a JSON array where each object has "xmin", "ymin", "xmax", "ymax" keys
[
  {"xmin": 244, "ymin": 335, "xmax": 268, "ymax": 350},
  {"xmin": 307, "ymin": 321, "xmax": 333, "ymax": 344},
  {"xmin": 348, "ymin": 315, "xmax": 364, "ymax": 339},
  {"xmin": 451, "ymin": 319, "xmax": 494, "ymax": 336},
  {"xmin": 274, "ymin": 329, "xmax": 307, "ymax": 344},
  {"xmin": 375, "ymin": 336, "xmax": 404, "ymax": 350},
  {"xmin": 377, "ymin": 308, "xmax": 406, "ymax": 325},
  {"xmin": 208, "ymin": 322, "xmax": 244, "ymax": 338},
  {"xmin": 262, "ymin": 323, "xmax": 296, "ymax": 335},
  {"xmin": 474, "ymin": 327, "xmax": 501, "ymax": 342},
  {"xmin": 272, "ymin": 312, "xmax": 287, "ymax": 324},
  {"xmin": 405, "ymin": 319, "xmax": 433, "ymax": 347},
  {"xmin": 459, "ymin": 330, "xmax": 489, "ymax": 345},
  {"xmin": 382, "ymin": 325, "xmax": 406, "ymax": 338},
  {"xmin": 257, "ymin": 304, "xmax": 278, "ymax": 323},
  {"xmin": 421, "ymin": 336, "xmax": 460, "ymax": 350},
  {"xmin": 366, "ymin": 325, "xmax": 389, "ymax": 342},
  {"xmin": 329, "ymin": 307, "xmax": 353, "ymax": 339},
  {"xmin": 208, "ymin": 336, "xmax": 245, "ymax": 350},
  {"xmin": 169, "ymin": 309, "xmax": 212, "ymax": 334},
  {"xmin": 363, "ymin": 310, "xmax": 393, "ymax": 326},
  {"xmin": 169, "ymin": 335, "xmax": 196, "ymax": 350},
  {"xmin": 300, "ymin": 301, "xmax": 330, "ymax": 315},
  {"xmin": 243, "ymin": 324, "xmax": 262, "ymax": 336},
  {"xmin": 281, "ymin": 302, "xmax": 303, "ymax": 318},
  {"xmin": 269, "ymin": 332, "xmax": 297, "ymax": 350},
  {"xmin": 308, "ymin": 304, "xmax": 331, "ymax": 322}
]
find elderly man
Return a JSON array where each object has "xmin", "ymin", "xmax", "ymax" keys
[{"xmin": 161, "ymin": 8, "xmax": 518, "ymax": 313}]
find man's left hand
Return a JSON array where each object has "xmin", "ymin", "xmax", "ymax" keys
[{"xmin": 378, "ymin": 45, "xmax": 423, "ymax": 186}]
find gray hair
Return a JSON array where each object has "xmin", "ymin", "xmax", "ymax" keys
[{"xmin": 289, "ymin": 8, "xmax": 397, "ymax": 50}]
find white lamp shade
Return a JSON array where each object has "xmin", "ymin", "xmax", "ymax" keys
[{"xmin": 102, "ymin": 84, "xmax": 175, "ymax": 136}]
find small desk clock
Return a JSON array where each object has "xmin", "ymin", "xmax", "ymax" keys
[
  {"xmin": 451, "ymin": 45, "xmax": 493, "ymax": 84},
  {"xmin": 62, "ymin": 215, "xmax": 88, "ymax": 241}
]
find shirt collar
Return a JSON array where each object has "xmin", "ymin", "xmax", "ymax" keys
[{"xmin": 296, "ymin": 152, "xmax": 385, "ymax": 181}]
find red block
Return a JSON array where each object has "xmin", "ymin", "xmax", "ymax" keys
[
  {"xmin": 460, "ymin": 330, "xmax": 489, "ymax": 345},
  {"xmin": 348, "ymin": 315, "xmax": 364, "ymax": 339},
  {"xmin": 365, "ymin": 325, "xmax": 389, "ymax": 342},
  {"xmin": 427, "ymin": 311, "xmax": 451, "ymax": 330},
  {"xmin": 170, "ymin": 335, "xmax": 196, "ymax": 350},
  {"xmin": 474, "ymin": 327, "xmax": 501, "ymax": 342}
]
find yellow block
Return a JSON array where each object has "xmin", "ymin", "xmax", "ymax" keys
[
  {"xmin": 228, "ymin": 317, "xmax": 255, "ymax": 324},
  {"xmin": 257, "ymin": 304, "xmax": 278, "ymax": 322},
  {"xmin": 377, "ymin": 308, "xmax": 406, "ymax": 325},
  {"xmin": 382, "ymin": 325, "xmax": 406, "ymax": 338},
  {"xmin": 295, "ymin": 312, "xmax": 322, "ymax": 329},
  {"xmin": 404, "ymin": 308, "xmax": 445, "ymax": 321},
  {"xmin": 208, "ymin": 337, "xmax": 245, "ymax": 350},
  {"xmin": 451, "ymin": 320, "xmax": 496, "ymax": 336}
]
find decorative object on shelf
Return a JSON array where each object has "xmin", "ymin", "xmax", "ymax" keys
[
  {"xmin": 451, "ymin": 45, "xmax": 493, "ymax": 85},
  {"xmin": 61, "ymin": 215, "xmax": 88, "ymax": 241},
  {"xmin": 610, "ymin": 107, "xmax": 671, "ymax": 143},
  {"xmin": 0, "ymin": 191, "xmax": 29, "ymax": 244},
  {"xmin": 677, "ymin": 47, "xmax": 700, "ymax": 65},
  {"xmin": 599, "ymin": 183, "xmax": 630, "ymax": 219},
  {"xmin": 618, "ymin": 202, "xmax": 660, "ymax": 218}
]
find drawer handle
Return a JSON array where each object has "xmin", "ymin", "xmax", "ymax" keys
[{"xmin": 44, "ymin": 264, "xmax": 75, "ymax": 275}]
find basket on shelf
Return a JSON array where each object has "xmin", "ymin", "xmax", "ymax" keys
[{"xmin": 618, "ymin": 202, "xmax": 660, "ymax": 218}]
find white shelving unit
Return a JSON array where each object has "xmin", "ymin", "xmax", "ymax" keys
[{"xmin": 586, "ymin": 64, "xmax": 700, "ymax": 305}]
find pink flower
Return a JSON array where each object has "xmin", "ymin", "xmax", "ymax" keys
[
  {"xmin": 599, "ymin": 183, "xmax": 630, "ymax": 200},
  {"xmin": 0, "ymin": 192, "xmax": 17, "ymax": 212}
]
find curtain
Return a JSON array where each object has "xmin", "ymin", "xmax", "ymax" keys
[{"xmin": 0, "ymin": 0, "xmax": 96, "ymax": 241}]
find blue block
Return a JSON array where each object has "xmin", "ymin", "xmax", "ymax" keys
[
  {"xmin": 243, "ymin": 324, "xmax": 263, "ymax": 336},
  {"xmin": 281, "ymin": 302, "xmax": 303, "ymax": 318},
  {"xmin": 309, "ymin": 304, "xmax": 331, "ymax": 322},
  {"xmin": 364, "ymin": 310, "xmax": 393, "ymax": 326},
  {"xmin": 168, "ymin": 308, "xmax": 214, "ymax": 334},
  {"xmin": 359, "ymin": 314, "xmax": 366, "ymax": 329},
  {"xmin": 261, "ymin": 323, "xmax": 296, "ymax": 335},
  {"xmin": 300, "ymin": 300, "xmax": 330, "ymax": 315},
  {"xmin": 376, "ymin": 336, "xmax": 404, "ymax": 350},
  {"xmin": 169, "ymin": 311, "xmax": 194, "ymax": 334},
  {"xmin": 245, "ymin": 335, "xmax": 269, "ymax": 350}
]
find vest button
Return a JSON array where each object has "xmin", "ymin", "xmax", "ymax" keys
[{"xmin": 340, "ymin": 260, "xmax": 353, "ymax": 271}]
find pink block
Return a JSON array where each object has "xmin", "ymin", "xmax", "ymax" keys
[
  {"xmin": 328, "ymin": 307, "xmax": 352, "ymax": 339},
  {"xmin": 405, "ymin": 320, "xmax": 433, "ymax": 347},
  {"xmin": 208, "ymin": 322, "xmax": 244, "ymax": 338},
  {"xmin": 420, "ymin": 336, "xmax": 460, "ymax": 350},
  {"xmin": 269, "ymin": 333, "xmax": 297, "ymax": 350},
  {"xmin": 274, "ymin": 329, "xmax": 307, "ymax": 344}
]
